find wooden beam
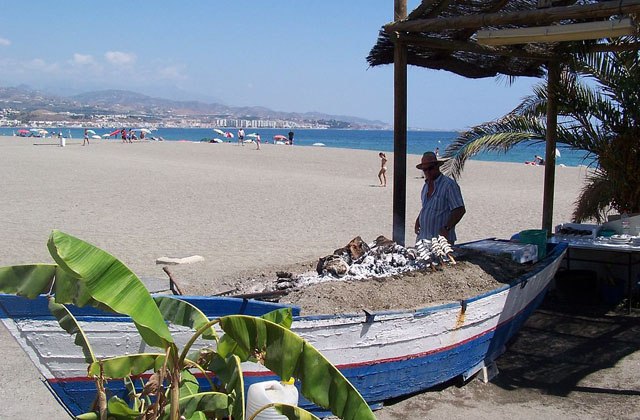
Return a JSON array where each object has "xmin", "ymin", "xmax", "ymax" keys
[
  {"xmin": 542, "ymin": 61, "xmax": 560, "ymax": 235},
  {"xmin": 393, "ymin": 0, "xmax": 408, "ymax": 246},
  {"xmin": 385, "ymin": 0, "xmax": 640, "ymax": 33}
]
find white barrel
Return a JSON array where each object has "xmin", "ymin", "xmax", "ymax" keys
[{"xmin": 246, "ymin": 380, "xmax": 299, "ymax": 419}]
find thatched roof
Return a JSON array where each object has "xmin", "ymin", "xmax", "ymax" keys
[{"xmin": 367, "ymin": 0, "xmax": 640, "ymax": 79}]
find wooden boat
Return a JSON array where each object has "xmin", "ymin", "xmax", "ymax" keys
[{"xmin": 0, "ymin": 241, "xmax": 567, "ymax": 417}]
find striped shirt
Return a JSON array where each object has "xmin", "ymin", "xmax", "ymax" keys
[{"xmin": 417, "ymin": 174, "xmax": 465, "ymax": 242}]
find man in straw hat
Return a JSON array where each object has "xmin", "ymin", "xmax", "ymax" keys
[{"xmin": 415, "ymin": 151, "xmax": 466, "ymax": 244}]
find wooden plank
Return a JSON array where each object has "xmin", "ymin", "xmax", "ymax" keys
[{"xmin": 385, "ymin": 0, "xmax": 640, "ymax": 33}]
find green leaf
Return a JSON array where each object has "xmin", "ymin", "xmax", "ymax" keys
[
  {"xmin": 47, "ymin": 298, "xmax": 96, "ymax": 363},
  {"xmin": 47, "ymin": 230, "xmax": 173, "ymax": 348},
  {"xmin": 75, "ymin": 413, "xmax": 99, "ymax": 420},
  {"xmin": 106, "ymin": 396, "xmax": 141, "ymax": 419},
  {"xmin": 218, "ymin": 307, "xmax": 293, "ymax": 361},
  {"xmin": 0, "ymin": 264, "xmax": 56, "ymax": 298},
  {"xmin": 162, "ymin": 392, "xmax": 230, "ymax": 419},
  {"xmin": 88, "ymin": 353, "xmax": 165, "ymax": 379},
  {"xmin": 154, "ymin": 296, "xmax": 217, "ymax": 340},
  {"xmin": 179, "ymin": 369, "xmax": 200, "ymax": 397},
  {"xmin": 219, "ymin": 315, "xmax": 376, "ymax": 420},
  {"xmin": 205, "ymin": 354, "xmax": 245, "ymax": 420},
  {"xmin": 273, "ymin": 403, "xmax": 321, "ymax": 420},
  {"xmin": 262, "ymin": 307, "xmax": 294, "ymax": 329}
]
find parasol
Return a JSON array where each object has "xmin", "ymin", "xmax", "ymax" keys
[{"xmin": 213, "ymin": 128, "xmax": 226, "ymax": 136}]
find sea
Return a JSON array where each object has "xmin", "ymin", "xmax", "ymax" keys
[{"xmin": 0, "ymin": 127, "xmax": 592, "ymax": 167}]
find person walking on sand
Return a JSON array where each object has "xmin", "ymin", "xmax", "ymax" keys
[
  {"xmin": 83, "ymin": 129, "xmax": 89, "ymax": 146},
  {"xmin": 288, "ymin": 130, "xmax": 295, "ymax": 145},
  {"xmin": 255, "ymin": 133, "xmax": 261, "ymax": 150},
  {"xmin": 378, "ymin": 152, "xmax": 387, "ymax": 187},
  {"xmin": 238, "ymin": 128, "xmax": 245, "ymax": 146},
  {"xmin": 414, "ymin": 152, "xmax": 465, "ymax": 244}
]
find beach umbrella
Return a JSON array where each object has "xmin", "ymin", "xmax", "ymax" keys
[
  {"xmin": 91, "ymin": 135, "xmax": 101, "ymax": 139},
  {"xmin": 213, "ymin": 128, "xmax": 226, "ymax": 136},
  {"xmin": 102, "ymin": 134, "xmax": 111, "ymax": 138},
  {"xmin": 86, "ymin": 129, "xmax": 96, "ymax": 135},
  {"xmin": 29, "ymin": 128, "xmax": 41, "ymax": 133},
  {"xmin": 134, "ymin": 128, "xmax": 152, "ymax": 133},
  {"xmin": 109, "ymin": 129, "xmax": 122, "ymax": 136},
  {"xmin": 555, "ymin": 148, "xmax": 561, "ymax": 158},
  {"xmin": 17, "ymin": 129, "xmax": 29, "ymax": 136},
  {"xmin": 225, "ymin": 132, "xmax": 234, "ymax": 138},
  {"xmin": 274, "ymin": 135, "xmax": 287, "ymax": 141},
  {"xmin": 246, "ymin": 133, "xmax": 259, "ymax": 139}
]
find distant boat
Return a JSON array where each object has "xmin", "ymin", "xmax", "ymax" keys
[
  {"xmin": 312, "ymin": 142, "xmax": 325, "ymax": 147},
  {"xmin": 0, "ymin": 240, "xmax": 567, "ymax": 416}
]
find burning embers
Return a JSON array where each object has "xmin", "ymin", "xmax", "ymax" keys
[{"xmin": 271, "ymin": 235, "xmax": 458, "ymax": 292}]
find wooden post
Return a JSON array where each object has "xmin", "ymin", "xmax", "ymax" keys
[
  {"xmin": 542, "ymin": 61, "xmax": 559, "ymax": 234},
  {"xmin": 393, "ymin": 0, "xmax": 408, "ymax": 246}
]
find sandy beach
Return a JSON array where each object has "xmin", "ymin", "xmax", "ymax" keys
[{"xmin": 0, "ymin": 135, "xmax": 637, "ymax": 419}]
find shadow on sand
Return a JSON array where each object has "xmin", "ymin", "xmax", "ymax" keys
[{"xmin": 491, "ymin": 293, "xmax": 640, "ymax": 398}]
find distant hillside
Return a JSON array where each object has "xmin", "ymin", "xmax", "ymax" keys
[
  {"xmin": 70, "ymin": 89, "xmax": 390, "ymax": 128},
  {"xmin": 0, "ymin": 85, "xmax": 389, "ymax": 128}
]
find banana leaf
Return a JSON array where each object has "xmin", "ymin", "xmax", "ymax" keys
[
  {"xmin": 271, "ymin": 403, "xmax": 321, "ymax": 420},
  {"xmin": 48, "ymin": 298, "xmax": 96, "ymax": 363},
  {"xmin": 217, "ymin": 307, "xmax": 293, "ymax": 361},
  {"xmin": 47, "ymin": 230, "xmax": 173, "ymax": 348},
  {"xmin": 105, "ymin": 396, "xmax": 141, "ymax": 419},
  {"xmin": 161, "ymin": 392, "xmax": 230, "ymax": 420},
  {"xmin": 218, "ymin": 315, "xmax": 376, "ymax": 420},
  {"xmin": 203, "ymin": 353, "xmax": 244, "ymax": 420},
  {"xmin": 179, "ymin": 369, "xmax": 201, "ymax": 397},
  {"xmin": 154, "ymin": 296, "xmax": 217, "ymax": 340},
  {"xmin": 0, "ymin": 264, "xmax": 56, "ymax": 298},
  {"xmin": 88, "ymin": 353, "xmax": 167, "ymax": 378}
]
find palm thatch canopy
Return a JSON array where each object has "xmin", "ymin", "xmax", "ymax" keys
[
  {"xmin": 367, "ymin": 0, "xmax": 640, "ymax": 244},
  {"xmin": 367, "ymin": 0, "xmax": 640, "ymax": 79}
]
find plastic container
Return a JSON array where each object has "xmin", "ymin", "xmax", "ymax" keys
[
  {"xmin": 246, "ymin": 380, "xmax": 299, "ymax": 419},
  {"xmin": 519, "ymin": 229, "xmax": 547, "ymax": 260}
]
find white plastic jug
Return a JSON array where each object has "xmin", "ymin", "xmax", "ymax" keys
[{"xmin": 246, "ymin": 379, "xmax": 299, "ymax": 419}]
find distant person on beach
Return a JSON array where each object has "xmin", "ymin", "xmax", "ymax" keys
[
  {"xmin": 238, "ymin": 128, "xmax": 245, "ymax": 146},
  {"xmin": 288, "ymin": 130, "xmax": 294, "ymax": 145},
  {"xmin": 255, "ymin": 133, "xmax": 261, "ymax": 150},
  {"xmin": 414, "ymin": 152, "xmax": 465, "ymax": 244},
  {"xmin": 434, "ymin": 147, "xmax": 440, "ymax": 157},
  {"xmin": 83, "ymin": 129, "xmax": 89, "ymax": 146},
  {"xmin": 378, "ymin": 152, "xmax": 387, "ymax": 187},
  {"xmin": 534, "ymin": 155, "xmax": 545, "ymax": 165},
  {"xmin": 121, "ymin": 129, "xmax": 127, "ymax": 143}
]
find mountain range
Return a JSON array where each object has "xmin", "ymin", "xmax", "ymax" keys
[{"xmin": 0, "ymin": 85, "xmax": 390, "ymax": 129}]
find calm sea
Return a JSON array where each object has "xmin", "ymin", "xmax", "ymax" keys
[{"xmin": 0, "ymin": 127, "xmax": 591, "ymax": 167}]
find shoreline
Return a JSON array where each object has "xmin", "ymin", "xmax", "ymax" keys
[{"xmin": 0, "ymin": 128, "xmax": 590, "ymax": 168}]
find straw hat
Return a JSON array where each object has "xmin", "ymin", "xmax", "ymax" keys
[{"xmin": 416, "ymin": 151, "xmax": 448, "ymax": 170}]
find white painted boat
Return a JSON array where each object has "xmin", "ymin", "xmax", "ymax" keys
[{"xmin": 0, "ymin": 241, "xmax": 567, "ymax": 416}]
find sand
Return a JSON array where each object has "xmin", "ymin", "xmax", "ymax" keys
[{"xmin": 0, "ymin": 135, "xmax": 636, "ymax": 419}]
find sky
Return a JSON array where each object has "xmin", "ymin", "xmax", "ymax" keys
[{"xmin": 0, "ymin": 1, "xmax": 541, "ymax": 130}]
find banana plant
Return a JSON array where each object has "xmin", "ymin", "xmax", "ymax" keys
[{"xmin": 0, "ymin": 230, "xmax": 376, "ymax": 420}]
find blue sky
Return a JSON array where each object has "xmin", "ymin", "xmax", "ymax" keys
[{"xmin": 0, "ymin": 1, "xmax": 540, "ymax": 130}]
